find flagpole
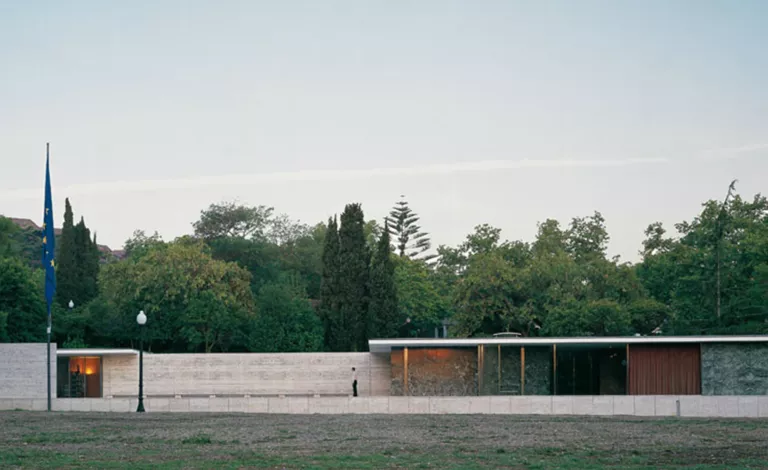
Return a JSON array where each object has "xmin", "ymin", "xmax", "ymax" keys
[
  {"xmin": 46, "ymin": 142, "xmax": 52, "ymax": 412},
  {"xmin": 47, "ymin": 303, "xmax": 51, "ymax": 412}
]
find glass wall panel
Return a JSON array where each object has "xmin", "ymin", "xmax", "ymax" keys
[{"xmin": 56, "ymin": 356, "xmax": 103, "ymax": 398}]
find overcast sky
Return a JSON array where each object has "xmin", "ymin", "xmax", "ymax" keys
[{"xmin": 1, "ymin": 1, "xmax": 766, "ymax": 261}]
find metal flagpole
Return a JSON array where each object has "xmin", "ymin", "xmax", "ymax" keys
[
  {"xmin": 43, "ymin": 141, "xmax": 55, "ymax": 413},
  {"xmin": 47, "ymin": 304, "xmax": 51, "ymax": 411}
]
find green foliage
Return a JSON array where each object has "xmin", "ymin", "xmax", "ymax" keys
[
  {"xmin": 249, "ymin": 281, "xmax": 323, "ymax": 353},
  {"xmin": 4, "ymin": 187, "xmax": 763, "ymax": 351},
  {"xmin": 97, "ymin": 238, "xmax": 255, "ymax": 352},
  {"xmin": 180, "ymin": 290, "xmax": 249, "ymax": 353},
  {"xmin": 123, "ymin": 230, "xmax": 164, "ymax": 259},
  {"xmin": 54, "ymin": 200, "xmax": 100, "ymax": 308},
  {"xmin": 193, "ymin": 201, "xmax": 273, "ymax": 240},
  {"xmin": 0, "ymin": 258, "xmax": 46, "ymax": 342},
  {"xmin": 337, "ymin": 204, "xmax": 370, "ymax": 351},
  {"xmin": 319, "ymin": 217, "xmax": 341, "ymax": 350},
  {"xmin": 55, "ymin": 198, "xmax": 77, "ymax": 308},
  {"xmin": 450, "ymin": 215, "xmax": 650, "ymax": 338},
  {"xmin": 394, "ymin": 257, "xmax": 449, "ymax": 336},
  {"xmin": 638, "ymin": 193, "xmax": 768, "ymax": 335},
  {"xmin": 73, "ymin": 218, "xmax": 100, "ymax": 304},
  {"xmin": 453, "ymin": 251, "xmax": 530, "ymax": 337},
  {"xmin": 0, "ymin": 216, "xmax": 20, "ymax": 259},
  {"xmin": 368, "ymin": 227, "xmax": 398, "ymax": 338},
  {"xmin": 387, "ymin": 197, "xmax": 435, "ymax": 262}
]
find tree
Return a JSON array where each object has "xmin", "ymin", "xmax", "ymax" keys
[
  {"xmin": 124, "ymin": 230, "xmax": 164, "ymax": 259},
  {"xmin": 543, "ymin": 299, "xmax": 632, "ymax": 337},
  {"xmin": 393, "ymin": 257, "xmax": 446, "ymax": 336},
  {"xmin": 73, "ymin": 217, "xmax": 100, "ymax": 304},
  {"xmin": 0, "ymin": 216, "xmax": 20, "ymax": 259},
  {"xmin": 566, "ymin": 211, "xmax": 609, "ymax": 261},
  {"xmin": 368, "ymin": 224, "xmax": 398, "ymax": 339},
  {"xmin": 319, "ymin": 217, "xmax": 342, "ymax": 350},
  {"xmin": 193, "ymin": 201, "xmax": 273, "ymax": 240},
  {"xmin": 452, "ymin": 252, "xmax": 531, "ymax": 337},
  {"xmin": 638, "ymin": 192, "xmax": 768, "ymax": 335},
  {"xmin": 268, "ymin": 214, "xmax": 311, "ymax": 246},
  {"xmin": 338, "ymin": 203, "xmax": 370, "ymax": 351},
  {"xmin": 54, "ymin": 200, "xmax": 100, "ymax": 307},
  {"xmin": 97, "ymin": 238, "xmax": 255, "ymax": 352},
  {"xmin": 0, "ymin": 258, "xmax": 46, "ymax": 342},
  {"xmin": 640, "ymin": 222, "xmax": 674, "ymax": 258},
  {"xmin": 387, "ymin": 196, "xmax": 435, "ymax": 262},
  {"xmin": 56, "ymin": 198, "xmax": 77, "ymax": 308},
  {"xmin": 249, "ymin": 281, "xmax": 323, "ymax": 353},
  {"xmin": 180, "ymin": 290, "xmax": 248, "ymax": 353}
]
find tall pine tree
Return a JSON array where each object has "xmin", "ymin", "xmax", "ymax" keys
[
  {"xmin": 368, "ymin": 222, "xmax": 398, "ymax": 339},
  {"xmin": 387, "ymin": 196, "xmax": 436, "ymax": 262},
  {"xmin": 319, "ymin": 217, "xmax": 342, "ymax": 350},
  {"xmin": 338, "ymin": 203, "xmax": 370, "ymax": 351}
]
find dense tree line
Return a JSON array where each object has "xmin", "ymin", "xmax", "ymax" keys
[{"xmin": 0, "ymin": 189, "xmax": 766, "ymax": 352}]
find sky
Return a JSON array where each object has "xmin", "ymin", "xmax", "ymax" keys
[{"xmin": 1, "ymin": 1, "xmax": 766, "ymax": 261}]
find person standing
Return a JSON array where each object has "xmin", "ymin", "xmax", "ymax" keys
[{"xmin": 352, "ymin": 367, "xmax": 358, "ymax": 397}]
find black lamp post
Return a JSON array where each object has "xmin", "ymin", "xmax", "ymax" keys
[{"xmin": 136, "ymin": 310, "xmax": 147, "ymax": 412}]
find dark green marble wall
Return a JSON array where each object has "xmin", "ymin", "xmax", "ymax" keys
[
  {"xmin": 701, "ymin": 343, "xmax": 768, "ymax": 395},
  {"xmin": 524, "ymin": 346, "xmax": 552, "ymax": 395}
]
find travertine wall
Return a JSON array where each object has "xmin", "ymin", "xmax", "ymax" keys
[
  {"xmin": 0, "ymin": 343, "xmax": 56, "ymax": 399},
  {"xmin": 103, "ymin": 352, "xmax": 390, "ymax": 397},
  {"xmin": 6, "ymin": 395, "xmax": 767, "ymax": 417}
]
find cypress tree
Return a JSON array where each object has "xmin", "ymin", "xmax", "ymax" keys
[
  {"xmin": 56, "ymin": 200, "xmax": 100, "ymax": 307},
  {"xmin": 319, "ymin": 217, "xmax": 342, "ymax": 350},
  {"xmin": 56, "ymin": 198, "xmax": 77, "ymax": 308},
  {"xmin": 338, "ymin": 203, "xmax": 370, "ymax": 351},
  {"xmin": 74, "ymin": 218, "xmax": 100, "ymax": 304},
  {"xmin": 368, "ymin": 222, "xmax": 398, "ymax": 339}
]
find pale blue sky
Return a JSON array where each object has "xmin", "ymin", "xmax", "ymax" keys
[{"xmin": 1, "ymin": 1, "xmax": 766, "ymax": 260}]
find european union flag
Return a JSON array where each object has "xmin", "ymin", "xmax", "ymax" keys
[{"xmin": 42, "ymin": 145, "xmax": 56, "ymax": 309}]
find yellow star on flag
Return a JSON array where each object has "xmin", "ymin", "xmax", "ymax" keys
[
  {"xmin": 42, "ymin": 236, "xmax": 47, "ymax": 244},
  {"xmin": 50, "ymin": 259, "xmax": 55, "ymax": 267}
]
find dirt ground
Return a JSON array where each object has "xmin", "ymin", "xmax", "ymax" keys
[{"xmin": 1, "ymin": 412, "xmax": 768, "ymax": 469}]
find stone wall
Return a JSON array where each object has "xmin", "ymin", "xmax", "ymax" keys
[
  {"xmin": 102, "ymin": 352, "xmax": 390, "ymax": 397},
  {"xmin": 392, "ymin": 348, "xmax": 477, "ymax": 396},
  {"xmin": 701, "ymin": 343, "xmax": 768, "ymax": 395},
  {"xmin": 5, "ymin": 395, "xmax": 768, "ymax": 417},
  {"xmin": 0, "ymin": 343, "xmax": 56, "ymax": 400}
]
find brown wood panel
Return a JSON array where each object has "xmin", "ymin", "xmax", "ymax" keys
[{"xmin": 628, "ymin": 345, "xmax": 701, "ymax": 395}]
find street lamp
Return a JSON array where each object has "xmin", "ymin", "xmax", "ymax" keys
[
  {"xmin": 136, "ymin": 310, "xmax": 147, "ymax": 413},
  {"xmin": 68, "ymin": 300, "xmax": 74, "ymax": 309}
]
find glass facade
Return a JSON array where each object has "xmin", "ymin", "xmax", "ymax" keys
[{"xmin": 56, "ymin": 356, "xmax": 103, "ymax": 398}]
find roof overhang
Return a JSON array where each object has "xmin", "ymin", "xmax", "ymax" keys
[
  {"xmin": 368, "ymin": 336, "xmax": 768, "ymax": 353},
  {"xmin": 57, "ymin": 348, "xmax": 139, "ymax": 357}
]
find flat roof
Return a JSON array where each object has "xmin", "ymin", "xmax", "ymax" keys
[
  {"xmin": 367, "ymin": 336, "xmax": 768, "ymax": 353},
  {"xmin": 57, "ymin": 348, "xmax": 139, "ymax": 357}
]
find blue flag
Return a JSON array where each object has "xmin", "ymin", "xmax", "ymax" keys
[{"xmin": 42, "ymin": 146, "xmax": 56, "ymax": 309}]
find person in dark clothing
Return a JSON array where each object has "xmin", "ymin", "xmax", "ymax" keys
[{"xmin": 352, "ymin": 367, "xmax": 358, "ymax": 397}]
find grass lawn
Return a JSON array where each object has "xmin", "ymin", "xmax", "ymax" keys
[{"xmin": 1, "ymin": 412, "xmax": 767, "ymax": 469}]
